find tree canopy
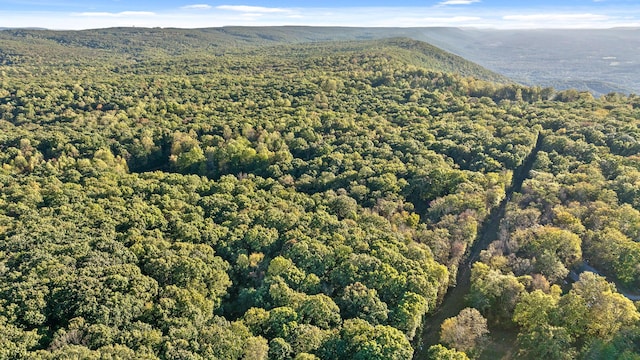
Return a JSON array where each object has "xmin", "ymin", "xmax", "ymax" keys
[{"xmin": 0, "ymin": 27, "xmax": 639, "ymax": 359}]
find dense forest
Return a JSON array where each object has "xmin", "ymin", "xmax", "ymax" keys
[
  {"xmin": 0, "ymin": 28, "xmax": 638, "ymax": 359},
  {"xmin": 3, "ymin": 26, "xmax": 638, "ymax": 95}
]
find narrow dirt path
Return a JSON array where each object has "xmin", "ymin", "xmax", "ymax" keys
[{"xmin": 414, "ymin": 134, "xmax": 544, "ymax": 358}]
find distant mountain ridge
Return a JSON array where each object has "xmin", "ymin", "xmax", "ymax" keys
[
  {"xmin": 0, "ymin": 27, "xmax": 509, "ymax": 84},
  {"xmin": 0, "ymin": 26, "xmax": 637, "ymax": 94}
]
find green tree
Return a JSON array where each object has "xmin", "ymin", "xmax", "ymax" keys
[
  {"xmin": 426, "ymin": 344, "xmax": 470, "ymax": 360},
  {"xmin": 338, "ymin": 282, "xmax": 388, "ymax": 325},
  {"xmin": 319, "ymin": 319, "xmax": 413, "ymax": 360}
]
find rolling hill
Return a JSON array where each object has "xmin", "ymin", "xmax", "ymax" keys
[{"xmin": 2, "ymin": 26, "xmax": 638, "ymax": 95}]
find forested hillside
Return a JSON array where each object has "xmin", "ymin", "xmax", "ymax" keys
[
  {"xmin": 4, "ymin": 26, "xmax": 638, "ymax": 95},
  {"xmin": 0, "ymin": 28, "xmax": 638, "ymax": 360}
]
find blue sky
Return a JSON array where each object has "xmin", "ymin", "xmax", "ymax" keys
[{"xmin": 1, "ymin": 0, "xmax": 639, "ymax": 29}]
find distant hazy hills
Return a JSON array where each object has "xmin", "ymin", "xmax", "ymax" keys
[
  {"xmin": 1, "ymin": 26, "xmax": 638, "ymax": 95},
  {"xmin": 413, "ymin": 27, "xmax": 640, "ymax": 96}
]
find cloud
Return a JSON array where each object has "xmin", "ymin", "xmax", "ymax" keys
[
  {"xmin": 181, "ymin": 4, "xmax": 212, "ymax": 10},
  {"xmin": 73, "ymin": 11, "xmax": 156, "ymax": 17},
  {"xmin": 500, "ymin": 13, "xmax": 617, "ymax": 29},
  {"xmin": 438, "ymin": 0, "xmax": 480, "ymax": 5},
  {"xmin": 373, "ymin": 14, "xmax": 487, "ymax": 27},
  {"xmin": 423, "ymin": 16, "xmax": 481, "ymax": 22},
  {"xmin": 405, "ymin": 16, "xmax": 484, "ymax": 26},
  {"xmin": 7, "ymin": 4, "xmax": 640, "ymax": 30},
  {"xmin": 503, "ymin": 13, "xmax": 609, "ymax": 21},
  {"xmin": 216, "ymin": 5, "xmax": 291, "ymax": 13}
]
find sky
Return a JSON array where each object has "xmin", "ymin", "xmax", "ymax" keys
[{"xmin": 1, "ymin": 0, "xmax": 639, "ymax": 30}]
